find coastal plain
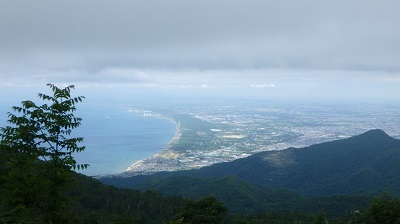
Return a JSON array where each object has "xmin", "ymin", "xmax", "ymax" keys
[{"xmin": 122, "ymin": 101, "xmax": 400, "ymax": 177}]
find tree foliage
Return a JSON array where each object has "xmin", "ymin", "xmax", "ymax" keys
[
  {"xmin": 361, "ymin": 193, "xmax": 400, "ymax": 224},
  {"xmin": 169, "ymin": 196, "xmax": 228, "ymax": 224},
  {"xmin": 0, "ymin": 84, "xmax": 87, "ymax": 223}
]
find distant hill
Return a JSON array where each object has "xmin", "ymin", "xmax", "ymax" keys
[
  {"xmin": 186, "ymin": 129, "xmax": 400, "ymax": 195},
  {"xmin": 100, "ymin": 129, "xmax": 400, "ymax": 214}
]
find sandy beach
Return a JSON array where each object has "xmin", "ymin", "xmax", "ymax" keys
[{"xmin": 125, "ymin": 114, "xmax": 182, "ymax": 172}]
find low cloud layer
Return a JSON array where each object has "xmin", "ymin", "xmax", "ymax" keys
[{"xmin": 0, "ymin": 0, "xmax": 399, "ymax": 100}]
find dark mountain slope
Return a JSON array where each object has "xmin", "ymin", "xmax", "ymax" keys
[
  {"xmin": 121, "ymin": 174, "xmax": 372, "ymax": 216},
  {"xmin": 132, "ymin": 175, "xmax": 284, "ymax": 213},
  {"xmin": 101, "ymin": 129, "xmax": 400, "ymax": 196},
  {"xmin": 69, "ymin": 172, "xmax": 183, "ymax": 223},
  {"xmin": 281, "ymin": 129, "xmax": 400, "ymax": 195}
]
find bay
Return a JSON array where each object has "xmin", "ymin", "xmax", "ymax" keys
[
  {"xmin": 0, "ymin": 99, "xmax": 176, "ymax": 176},
  {"xmin": 72, "ymin": 103, "xmax": 177, "ymax": 176}
]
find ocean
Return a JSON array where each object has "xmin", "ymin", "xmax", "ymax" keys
[
  {"xmin": 73, "ymin": 103, "xmax": 177, "ymax": 176},
  {"xmin": 0, "ymin": 101, "xmax": 177, "ymax": 176}
]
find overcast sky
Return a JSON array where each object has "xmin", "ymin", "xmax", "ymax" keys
[{"xmin": 1, "ymin": 0, "xmax": 399, "ymax": 101}]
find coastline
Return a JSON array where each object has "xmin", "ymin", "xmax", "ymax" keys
[
  {"xmin": 152, "ymin": 113, "xmax": 181, "ymax": 146},
  {"xmin": 125, "ymin": 112, "xmax": 182, "ymax": 172},
  {"xmin": 74, "ymin": 104, "xmax": 182, "ymax": 176}
]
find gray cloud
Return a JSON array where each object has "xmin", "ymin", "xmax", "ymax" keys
[{"xmin": 0, "ymin": 0, "xmax": 399, "ymax": 101}]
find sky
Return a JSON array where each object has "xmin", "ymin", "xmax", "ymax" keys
[{"xmin": 1, "ymin": 0, "xmax": 400, "ymax": 102}]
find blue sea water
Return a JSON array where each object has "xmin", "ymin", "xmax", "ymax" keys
[
  {"xmin": 0, "ymin": 99, "xmax": 176, "ymax": 176},
  {"xmin": 73, "ymin": 103, "xmax": 177, "ymax": 176}
]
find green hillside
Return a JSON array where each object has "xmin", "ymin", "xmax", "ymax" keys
[
  {"xmin": 3, "ymin": 129, "xmax": 400, "ymax": 222},
  {"xmin": 101, "ymin": 129, "xmax": 400, "ymax": 216}
]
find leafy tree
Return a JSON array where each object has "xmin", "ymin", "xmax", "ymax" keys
[
  {"xmin": 313, "ymin": 210, "xmax": 327, "ymax": 224},
  {"xmin": 362, "ymin": 193, "xmax": 400, "ymax": 224},
  {"xmin": 169, "ymin": 196, "xmax": 227, "ymax": 224},
  {"xmin": 0, "ymin": 84, "xmax": 87, "ymax": 223}
]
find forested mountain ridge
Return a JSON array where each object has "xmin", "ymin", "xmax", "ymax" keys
[
  {"xmin": 100, "ymin": 129, "xmax": 400, "ymax": 214},
  {"xmin": 69, "ymin": 173, "xmax": 183, "ymax": 223}
]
